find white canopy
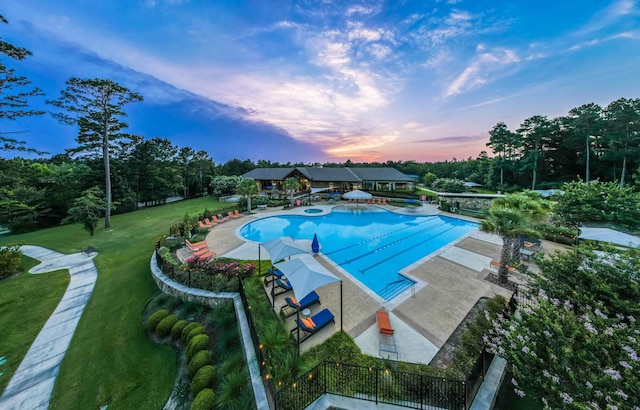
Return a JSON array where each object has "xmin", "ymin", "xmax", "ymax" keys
[
  {"xmin": 464, "ymin": 181, "xmax": 482, "ymax": 187},
  {"xmin": 578, "ymin": 227, "xmax": 640, "ymax": 247},
  {"xmin": 311, "ymin": 187, "xmax": 331, "ymax": 194},
  {"xmin": 343, "ymin": 189, "xmax": 372, "ymax": 200},
  {"xmin": 261, "ymin": 237, "xmax": 308, "ymax": 264},
  {"xmin": 275, "ymin": 254, "xmax": 340, "ymax": 301}
]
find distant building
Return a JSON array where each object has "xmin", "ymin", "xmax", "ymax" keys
[{"xmin": 242, "ymin": 167, "xmax": 414, "ymax": 193}]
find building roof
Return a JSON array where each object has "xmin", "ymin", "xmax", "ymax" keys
[
  {"xmin": 296, "ymin": 167, "xmax": 361, "ymax": 182},
  {"xmin": 242, "ymin": 168, "xmax": 295, "ymax": 180},
  {"xmin": 349, "ymin": 167, "xmax": 413, "ymax": 182},
  {"xmin": 242, "ymin": 167, "xmax": 413, "ymax": 183}
]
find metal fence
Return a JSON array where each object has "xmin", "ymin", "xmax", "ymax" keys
[{"xmin": 275, "ymin": 361, "xmax": 467, "ymax": 410}]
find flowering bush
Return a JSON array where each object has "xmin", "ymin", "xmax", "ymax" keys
[{"xmin": 486, "ymin": 246, "xmax": 640, "ymax": 408}]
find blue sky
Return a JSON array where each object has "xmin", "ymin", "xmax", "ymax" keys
[{"xmin": 2, "ymin": 0, "xmax": 639, "ymax": 164}]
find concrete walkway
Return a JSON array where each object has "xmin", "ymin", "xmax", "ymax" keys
[{"xmin": 0, "ymin": 245, "xmax": 98, "ymax": 410}]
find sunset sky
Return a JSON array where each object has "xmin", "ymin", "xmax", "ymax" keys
[{"xmin": 2, "ymin": 0, "xmax": 640, "ymax": 164}]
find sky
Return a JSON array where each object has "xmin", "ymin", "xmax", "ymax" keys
[{"xmin": 2, "ymin": 0, "xmax": 640, "ymax": 164}]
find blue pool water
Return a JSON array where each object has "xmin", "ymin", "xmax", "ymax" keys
[{"xmin": 240, "ymin": 208, "xmax": 478, "ymax": 300}]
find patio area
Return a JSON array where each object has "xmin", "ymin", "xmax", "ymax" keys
[{"xmin": 209, "ymin": 201, "xmax": 557, "ymax": 364}]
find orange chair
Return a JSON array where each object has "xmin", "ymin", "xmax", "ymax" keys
[
  {"xmin": 204, "ymin": 218, "xmax": 217, "ymax": 226},
  {"xmin": 227, "ymin": 211, "xmax": 241, "ymax": 219},
  {"xmin": 490, "ymin": 260, "xmax": 516, "ymax": 272},
  {"xmin": 196, "ymin": 250, "xmax": 216, "ymax": 260},
  {"xmin": 382, "ymin": 198, "xmax": 387, "ymax": 205},
  {"xmin": 212, "ymin": 215, "xmax": 226, "ymax": 223},
  {"xmin": 198, "ymin": 220, "xmax": 214, "ymax": 229},
  {"xmin": 185, "ymin": 239, "xmax": 207, "ymax": 250},
  {"xmin": 233, "ymin": 210, "xmax": 243, "ymax": 217},
  {"xmin": 376, "ymin": 309, "xmax": 398, "ymax": 357}
]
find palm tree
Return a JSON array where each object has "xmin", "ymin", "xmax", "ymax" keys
[
  {"xmin": 236, "ymin": 177, "xmax": 259, "ymax": 212},
  {"xmin": 481, "ymin": 192, "xmax": 548, "ymax": 284},
  {"xmin": 492, "ymin": 192, "xmax": 548, "ymax": 260},
  {"xmin": 284, "ymin": 177, "xmax": 300, "ymax": 207}
]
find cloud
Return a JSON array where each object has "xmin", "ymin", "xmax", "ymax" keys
[
  {"xmin": 445, "ymin": 47, "xmax": 519, "ymax": 96},
  {"xmin": 412, "ymin": 135, "xmax": 486, "ymax": 144},
  {"xmin": 346, "ymin": 5, "xmax": 376, "ymax": 16},
  {"xmin": 573, "ymin": 0, "xmax": 639, "ymax": 36},
  {"xmin": 568, "ymin": 30, "xmax": 640, "ymax": 51}
]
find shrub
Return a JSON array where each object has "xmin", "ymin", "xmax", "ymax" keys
[
  {"xmin": 187, "ymin": 326, "xmax": 206, "ymax": 343},
  {"xmin": 146, "ymin": 309, "xmax": 169, "ymax": 331},
  {"xmin": 181, "ymin": 322, "xmax": 200, "ymax": 342},
  {"xmin": 170, "ymin": 319, "xmax": 188, "ymax": 340},
  {"xmin": 190, "ymin": 388, "xmax": 215, "ymax": 410},
  {"xmin": 186, "ymin": 334, "xmax": 210, "ymax": 361},
  {"xmin": 190, "ymin": 365, "xmax": 216, "ymax": 395},
  {"xmin": 0, "ymin": 244, "xmax": 22, "ymax": 280},
  {"xmin": 188, "ymin": 350, "xmax": 212, "ymax": 378},
  {"xmin": 155, "ymin": 315, "xmax": 178, "ymax": 338}
]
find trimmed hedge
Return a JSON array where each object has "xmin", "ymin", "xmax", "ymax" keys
[
  {"xmin": 187, "ymin": 326, "xmax": 206, "ymax": 343},
  {"xmin": 190, "ymin": 365, "xmax": 216, "ymax": 395},
  {"xmin": 146, "ymin": 309, "xmax": 169, "ymax": 331},
  {"xmin": 156, "ymin": 315, "xmax": 178, "ymax": 338},
  {"xmin": 190, "ymin": 388, "xmax": 215, "ymax": 410},
  {"xmin": 188, "ymin": 350, "xmax": 212, "ymax": 378},
  {"xmin": 186, "ymin": 334, "xmax": 210, "ymax": 361},
  {"xmin": 181, "ymin": 322, "xmax": 200, "ymax": 342},
  {"xmin": 170, "ymin": 319, "xmax": 188, "ymax": 340}
]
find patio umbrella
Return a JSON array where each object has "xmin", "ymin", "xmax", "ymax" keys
[
  {"xmin": 261, "ymin": 237, "xmax": 308, "ymax": 264},
  {"xmin": 311, "ymin": 233, "xmax": 320, "ymax": 254},
  {"xmin": 275, "ymin": 254, "xmax": 343, "ymax": 353},
  {"xmin": 578, "ymin": 227, "xmax": 640, "ymax": 247},
  {"xmin": 343, "ymin": 189, "xmax": 371, "ymax": 208},
  {"xmin": 463, "ymin": 181, "xmax": 482, "ymax": 187}
]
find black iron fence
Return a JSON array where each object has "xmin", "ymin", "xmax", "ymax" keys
[{"xmin": 275, "ymin": 361, "xmax": 467, "ymax": 409}]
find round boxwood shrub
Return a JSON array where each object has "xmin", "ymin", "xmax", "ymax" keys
[
  {"xmin": 186, "ymin": 325, "xmax": 206, "ymax": 343},
  {"xmin": 156, "ymin": 315, "xmax": 178, "ymax": 338},
  {"xmin": 146, "ymin": 309, "xmax": 169, "ymax": 331},
  {"xmin": 190, "ymin": 365, "xmax": 216, "ymax": 395},
  {"xmin": 191, "ymin": 388, "xmax": 215, "ymax": 410},
  {"xmin": 170, "ymin": 319, "xmax": 188, "ymax": 340},
  {"xmin": 186, "ymin": 334, "xmax": 210, "ymax": 361},
  {"xmin": 181, "ymin": 322, "xmax": 200, "ymax": 342},
  {"xmin": 188, "ymin": 350, "xmax": 212, "ymax": 378}
]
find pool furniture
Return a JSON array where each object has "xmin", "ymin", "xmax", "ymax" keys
[
  {"xmin": 490, "ymin": 260, "xmax": 516, "ymax": 272},
  {"xmin": 204, "ymin": 218, "xmax": 217, "ymax": 226},
  {"xmin": 376, "ymin": 309, "xmax": 398, "ymax": 358},
  {"xmin": 228, "ymin": 211, "xmax": 241, "ymax": 219},
  {"xmin": 291, "ymin": 308, "xmax": 335, "ymax": 343},
  {"xmin": 279, "ymin": 290, "xmax": 321, "ymax": 318},
  {"xmin": 263, "ymin": 266, "xmax": 285, "ymax": 285},
  {"xmin": 521, "ymin": 238, "xmax": 542, "ymax": 252},
  {"xmin": 185, "ymin": 239, "xmax": 207, "ymax": 250},
  {"xmin": 257, "ymin": 204, "xmax": 267, "ymax": 210},
  {"xmin": 519, "ymin": 248, "xmax": 534, "ymax": 261},
  {"xmin": 198, "ymin": 220, "xmax": 214, "ymax": 229},
  {"xmin": 273, "ymin": 278, "xmax": 292, "ymax": 296},
  {"xmin": 233, "ymin": 209, "xmax": 243, "ymax": 217},
  {"xmin": 212, "ymin": 215, "xmax": 227, "ymax": 223}
]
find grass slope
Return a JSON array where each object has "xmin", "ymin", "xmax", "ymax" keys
[
  {"xmin": 0, "ymin": 258, "xmax": 69, "ymax": 394},
  {"xmin": 0, "ymin": 197, "xmax": 223, "ymax": 409}
]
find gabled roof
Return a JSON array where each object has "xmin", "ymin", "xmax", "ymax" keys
[
  {"xmin": 242, "ymin": 167, "xmax": 413, "ymax": 183},
  {"xmin": 242, "ymin": 168, "xmax": 295, "ymax": 180},
  {"xmin": 349, "ymin": 167, "xmax": 413, "ymax": 182},
  {"xmin": 297, "ymin": 167, "xmax": 361, "ymax": 182}
]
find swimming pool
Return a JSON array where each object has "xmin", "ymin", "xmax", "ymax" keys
[{"xmin": 240, "ymin": 208, "xmax": 478, "ymax": 300}]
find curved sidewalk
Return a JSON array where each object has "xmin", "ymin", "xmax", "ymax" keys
[{"xmin": 0, "ymin": 245, "xmax": 98, "ymax": 410}]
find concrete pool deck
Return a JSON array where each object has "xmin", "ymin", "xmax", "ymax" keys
[{"xmin": 208, "ymin": 202, "xmax": 561, "ymax": 363}]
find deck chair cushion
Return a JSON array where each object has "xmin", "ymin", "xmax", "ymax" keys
[{"xmin": 301, "ymin": 317, "xmax": 315, "ymax": 329}]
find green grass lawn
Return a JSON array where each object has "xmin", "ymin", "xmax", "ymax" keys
[
  {"xmin": 0, "ymin": 197, "xmax": 225, "ymax": 409},
  {"xmin": 0, "ymin": 258, "xmax": 69, "ymax": 394}
]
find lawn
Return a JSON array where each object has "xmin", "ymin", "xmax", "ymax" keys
[
  {"xmin": 0, "ymin": 196, "xmax": 225, "ymax": 409},
  {"xmin": 0, "ymin": 258, "xmax": 69, "ymax": 394}
]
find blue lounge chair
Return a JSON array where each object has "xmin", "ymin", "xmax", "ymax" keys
[
  {"xmin": 273, "ymin": 278, "xmax": 292, "ymax": 296},
  {"xmin": 279, "ymin": 291, "xmax": 321, "ymax": 318},
  {"xmin": 291, "ymin": 308, "xmax": 335, "ymax": 343},
  {"xmin": 263, "ymin": 266, "xmax": 285, "ymax": 285}
]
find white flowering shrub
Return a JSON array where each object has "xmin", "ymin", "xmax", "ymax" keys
[{"xmin": 485, "ymin": 246, "xmax": 640, "ymax": 409}]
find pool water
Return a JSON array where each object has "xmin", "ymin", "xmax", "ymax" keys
[
  {"xmin": 304, "ymin": 208, "xmax": 323, "ymax": 214},
  {"xmin": 240, "ymin": 208, "xmax": 478, "ymax": 300}
]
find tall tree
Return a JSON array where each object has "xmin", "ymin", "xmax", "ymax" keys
[
  {"xmin": 486, "ymin": 122, "xmax": 517, "ymax": 186},
  {"xmin": 517, "ymin": 115, "xmax": 551, "ymax": 190},
  {"xmin": 0, "ymin": 15, "xmax": 45, "ymax": 153},
  {"xmin": 47, "ymin": 78, "xmax": 143, "ymax": 228},
  {"xmin": 604, "ymin": 98, "xmax": 640, "ymax": 186},
  {"xmin": 567, "ymin": 103, "xmax": 604, "ymax": 182}
]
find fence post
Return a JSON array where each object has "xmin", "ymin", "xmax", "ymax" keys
[{"xmin": 375, "ymin": 368, "xmax": 379, "ymax": 404}]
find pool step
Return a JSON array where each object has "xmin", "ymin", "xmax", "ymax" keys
[{"xmin": 379, "ymin": 280, "xmax": 412, "ymax": 301}]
